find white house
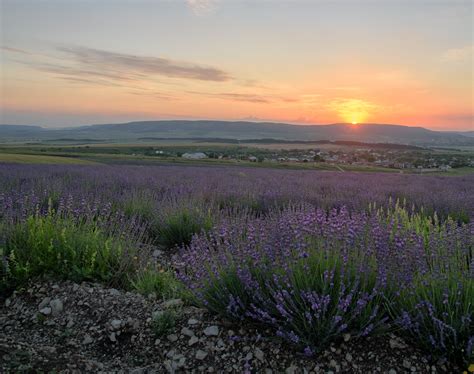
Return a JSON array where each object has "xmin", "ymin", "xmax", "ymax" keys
[{"xmin": 182, "ymin": 152, "xmax": 207, "ymax": 160}]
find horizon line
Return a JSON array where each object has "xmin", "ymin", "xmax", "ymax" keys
[{"xmin": 1, "ymin": 119, "xmax": 471, "ymax": 133}]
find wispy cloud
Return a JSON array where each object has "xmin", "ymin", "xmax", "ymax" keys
[
  {"xmin": 442, "ymin": 45, "xmax": 473, "ymax": 63},
  {"xmin": 186, "ymin": 0, "xmax": 219, "ymax": 16},
  {"xmin": 8, "ymin": 45, "xmax": 233, "ymax": 101},
  {"xmin": 187, "ymin": 90, "xmax": 296, "ymax": 104},
  {"xmin": 10, "ymin": 44, "xmax": 231, "ymax": 85},
  {"xmin": 57, "ymin": 46, "xmax": 231, "ymax": 82},
  {"xmin": 326, "ymin": 86, "xmax": 362, "ymax": 92},
  {"xmin": 188, "ymin": 91, "xmax": 271, "ymax": 103},
  {"xmin": 1, "ymin": 46, "xmax": 33, "ymax": 55}
]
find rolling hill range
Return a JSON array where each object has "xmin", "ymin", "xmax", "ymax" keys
[{"xmin": 1, "ymin": 121, "xmax": 473, "ymax": 146}]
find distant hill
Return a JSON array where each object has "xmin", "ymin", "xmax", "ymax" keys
[
  {"xmin": 1, "ymin": 121, "xmax": 473, "ymax": 146},
  {"xmin": 448, "ymin": 131, "xmax": 474, "ymax": 138}
]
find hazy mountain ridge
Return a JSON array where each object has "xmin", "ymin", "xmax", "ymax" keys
[{"xmin": 1, "ymin": 121, "xmax": 473, "ymax": 146}]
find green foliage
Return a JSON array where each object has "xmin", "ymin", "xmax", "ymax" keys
[
  {"xmin": 156, "ymin": 208, "xmax": 213, "ymax": 249},
  {"xmin": 122, "ymin": 193, "xmax": 156, "ymax": 223},
  {"xmin": 0, "ymin": 212, "xmax": 139, "ymax": 291},
  {"xmin": 130, "ymin": 267, "xmax": 183, "ymax": 299},
  {"xmin": 387, "ymin": 276, "xmax": 474, "ymax": 364},
  {"xmin": 122, "ymin": 196, "xmax": 214, "ymax": 250},
  {"xmin": 202, "ymin": 250, "xmax": 387, "ymax": 352},
  {"xmin": 151, "ymin": 310, "xmax": 177, "ymax": 337}
]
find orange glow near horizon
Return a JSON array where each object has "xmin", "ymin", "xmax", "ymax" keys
[{"xmin": 0, "ymin": 1, "xmax": 472, "ymax": 130}]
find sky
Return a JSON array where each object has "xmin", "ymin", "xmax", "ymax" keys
[{"xmin": 0, "ymin": 0, "xmax": 473, "ymax": 130}]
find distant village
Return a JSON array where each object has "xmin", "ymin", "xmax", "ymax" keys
[{"xmin": 148, "ymin": 147, "xmax": 474, "ymax": 171}]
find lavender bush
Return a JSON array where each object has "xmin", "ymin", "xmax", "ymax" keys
[{"xmin": 179, "ymin": 205, "xmax": 473, "ymax": 364}]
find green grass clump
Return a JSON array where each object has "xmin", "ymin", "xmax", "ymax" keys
[
  {"xmin": 0, "ymin": 212, "xmax": 140, "ymax": 292},
  {"xmin": 122, "ymin": 192, "xmax": 157, "ymax": 223},
  {"xmin": 156, "ymin": 208, "xmax": 213, "ymax": 249},
  {"xmin": 130, "ymin": 267, "xmax": 183, "ymax": 299},
  {"xmin": 152, "ymin": 310, "xmax": 177, "ymax": 337},
  {"xmin": 121, "ymin": 196, "xmax": 213, "ymax": 250}
]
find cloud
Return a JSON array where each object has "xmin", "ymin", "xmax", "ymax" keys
[
  {"xmin": 299, "ymin": 94, "xmax": 322, "ymax": 105},
  {"xmin": 128, "ymin": 91, "xmax": 176, "ymax": 101},
  {"xmin": 187, "ymin": 90, "xmax": 296, "ymax": 104},
  {"xmin": 30, "ymin": 61, "xmax": 139, "ymax": 83},
  {"xmin": 326, "ymin": 86, "xmax": 362, "ymax": 92},
  {"xmin": 57, "ymin": 46, "xmax": 231, "ymax": 82},
  {"xmin": 1, "ymin": 46, "xmax": 33, "ymax": 55},
  {"xmin": 190, "ymin": 91, "xmax": 271, "ymax": 103},
  {"xmin": 442, "ymin": 45, "xmax": 473, "ymax": 62},
  {"xmin": 186, "ymin": 0, "xmax": 219, "ymax": 16},
  {"xmin": 11, "ymin": 45, "xmax": 232, "ymax": 100}
]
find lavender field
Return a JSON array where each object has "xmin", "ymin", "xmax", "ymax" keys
[{"xmin": 1, "ymin": 163, "xmax": 473, "ymax": 366}]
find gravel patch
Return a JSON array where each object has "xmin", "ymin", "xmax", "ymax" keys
[{"xmin": 0, "ymin": 281, "xmax": 458, "ymax": 373}]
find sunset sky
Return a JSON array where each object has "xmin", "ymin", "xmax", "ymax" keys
[{"xmin": 0, "ymin": 0, "xmax": 473, "ymax": 130}]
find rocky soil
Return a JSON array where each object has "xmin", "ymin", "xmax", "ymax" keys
[{"xmin": 0, "ymin": 280, "xmax": 459, "ymax": 373}]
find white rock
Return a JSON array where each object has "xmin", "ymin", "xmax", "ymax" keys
[
  {"xmin": 188, "ymin": 336, "xmax": 199, "ymax": 346},
  {"xmin": 254, "ymin": 348, "xmax": 264, "ymax": 362},
  {"xmin": 203, "ymin": 325, "xmax": 219, "ymax": 336},
  {"xmin": 82, "ymin": 334, "xmax": 93, "ymax": 345},
  {"xmin": 195, "ymin": 350, "xmax": 208, "ymax": 360},
  {"xmin": 38, "ymin": 297, "xmax": 51, "ymax": 310},
  {"xmin": 181, "ymin": 327, "xmax": 194, "ymax": 337},
  {"xmin": 167, "ymin": 334, "xmax": 178, "ymax": 342},
  {"xmin": 39, "ymin": 307, "xmax": 52, "ymax": 315},
  {"xmin": 50, "ymin": 299, "xmax": 63, "ymax": 315},
  {"xmin": 110, "ymin": 319, "xmax": 122, "ymax": 330}
]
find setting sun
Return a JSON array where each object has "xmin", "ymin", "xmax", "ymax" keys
[{"xmin": 327, "ymin": 99, "xmax": 376, "ymax": 124}]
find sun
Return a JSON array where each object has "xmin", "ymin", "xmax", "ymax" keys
[{"xmin": 328, "ymin": 99, "xmax": 377, "ymax": 125}]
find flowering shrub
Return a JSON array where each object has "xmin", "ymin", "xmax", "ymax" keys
[
  {"xmin": 179, "ymin": 206, "xmax": 473, "ymax": 364},
  {"xmin": 383, "ymin": 208, "xmax": 474, "ymax": 363}
]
